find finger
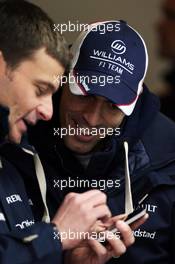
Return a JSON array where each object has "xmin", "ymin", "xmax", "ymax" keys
[
  {"xmin": 88, "ymin": 238, "xmax": 111, "ymax": 262},
  {"xmin": 80, "ymin": 190, "xmax": 107, "ymax": 204},
  {"xmin": 105, "ymin": 231, "xmax": 127, "ymax": 256},
  {"xmin": 64, "ymin": 190, "xmax": 110, "ymax": 218},
  {"xmin": 104, "ymin": 214, "xmax": 128, "ymax": 228},
  {"xmin": 89, "ymin": 238, "xmax": 107, "ymax": 256},
  {"xmin": 111, "ymin": 214, "xmax": 128, "ymax": 222},
  {"xmin": 70, "ymin": 190, "xmax": 108, "ymax": 210},
  {"xmin": 130, "ymin": 213, "xmax": 149, "ymax": 230},
  {"xmin": 91, "ymin": 220, "xmax": 107, "ymax": 232},
  {"xmin": 85, "ymin": 191, "xmax": 108, "ymax": 208},
  {"xmin": 93, "ymin": 204, "xmax": 112, "ymax": 221},
  {"xmin": 116, "ymin": 220, "xmax": 135, "ymax": 247}
]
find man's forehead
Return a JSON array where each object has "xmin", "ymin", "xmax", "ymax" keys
[
  {"xmin": 67, "ymin": 84, "xmax": 114, "ymax": 104},
  {"xmin": 78, "ymin": 92, "xmax": 113, "ymax": 104},
  {"xmin": 90, "ymin": 94, "xmax": 111, "ymax": 103}
]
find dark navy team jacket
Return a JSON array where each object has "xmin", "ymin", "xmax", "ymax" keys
[
  {"xmin": 29, "ymin": 86, "xmax": 175, "ymax": 264},
  {"xmin": 0, "ymin": 106, "xmax": 63, "ymax": 264}
]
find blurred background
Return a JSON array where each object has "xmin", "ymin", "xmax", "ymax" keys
[{"xmin": 28, "ymin": 0, "xmax": 169, "ymax": 95}]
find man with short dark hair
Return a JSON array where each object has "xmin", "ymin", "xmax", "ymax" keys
[
  {"xmin": 0, "ymin": 0, "xmax": 69, "ymax": 143},
  {"xmin": 30, "ymin": 20, "xmax": 175, "ymax": 264},
  {"xmin": 0, "ymin": 1, "xmax": 116, "ymax": 263}
]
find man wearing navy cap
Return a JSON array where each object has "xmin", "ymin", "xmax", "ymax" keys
[
  {"xmin": 30, "ymin": 20, "xmax": 175, "ymax": 264},
  {"xmin": 0, "ymin": 2, "xmax": 126, "ymax": 263}
]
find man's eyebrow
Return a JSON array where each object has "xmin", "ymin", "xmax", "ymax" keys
[{"xmin": 35, "ymin": 80, "xmax": 58, "ymax": 93}]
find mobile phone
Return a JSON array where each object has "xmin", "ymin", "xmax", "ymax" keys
[{"xmin": 97, "ymin": 208, "xmax": 147, "ymax": 243}]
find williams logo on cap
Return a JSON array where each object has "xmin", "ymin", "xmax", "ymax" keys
[{"xmin": 111, "ymin": 40, "xmax": 127, "ymax": 55}]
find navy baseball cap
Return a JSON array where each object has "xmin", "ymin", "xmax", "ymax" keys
[{"xmin": 69, "ymin": 20, "xmax": 148, "ymax": 116}]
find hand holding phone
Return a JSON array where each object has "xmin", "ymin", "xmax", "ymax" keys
[{"xmin": 97, "ymin": 208, "xmax": 147, "ymax": 243}]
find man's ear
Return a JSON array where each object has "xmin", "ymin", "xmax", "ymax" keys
[{"xmin": 0, "ymin": 51, "xmax": 8, "ymax": 77}]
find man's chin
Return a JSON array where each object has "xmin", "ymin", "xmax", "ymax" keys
[
  {"xmin": 8, "ymin": 130, "xmax": 22, "ymax": 144},
  {"xmin": 8, "ymin": 120, "xmax": 28, "ymax": 144},
  {"xmin": 64, "ymin": 137, "xmax": 95, "ymax": 155}
]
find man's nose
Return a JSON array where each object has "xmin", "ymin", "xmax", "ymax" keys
[
  {"xmin": 37, "ymin": 96, "xmax": 53, "ymax": 121},
  {"xmin": 83, "ymin": 100, "xmax": 103, "ymax": 127}
]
